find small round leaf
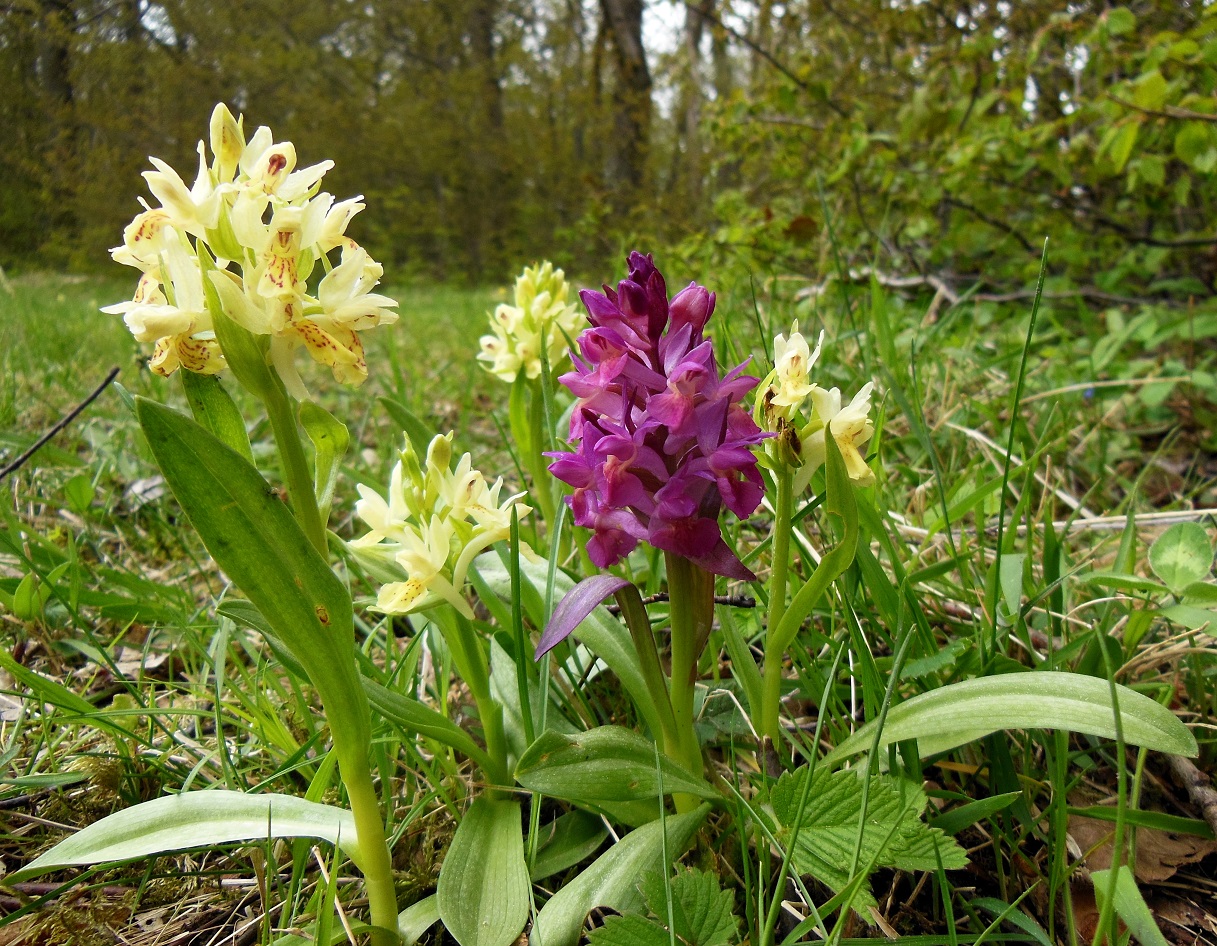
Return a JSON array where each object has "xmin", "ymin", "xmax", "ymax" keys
[{"xmin": 1149, "ymin": 523, "xmax": 1213, "ymax": 593}]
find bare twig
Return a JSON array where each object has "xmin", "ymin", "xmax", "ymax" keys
[
  {"xmin": 1167, "ymin": 754, "xmax": 1217, "ymax": 837},
  {"xmin": 0, "ymin": 367, "xmax": 120, "ymax": 482}
]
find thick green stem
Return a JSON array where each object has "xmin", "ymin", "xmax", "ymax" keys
[
  {"xmin": 664, "ymin": 554, "xmax": 708, "ymax": 814},
  {"xmin": 262, "ymin": 379, "xmax": 327, "ymax": 555},
  {"xmin": 760, "ymin": 470, "xmax": 794, "ymax": 745},
  {"xmin": 526, "ymin": 379, "xmax": 557, "ymax": 529},
  {"xmin": 340, "ymin": 750, "xmax": 400, "ymax": 946},
  {"xmin": 444, "ymin": 610, "xmax": 512, "ymax": 785}
]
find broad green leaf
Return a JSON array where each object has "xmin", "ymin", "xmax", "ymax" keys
[
  {"xmin": 437, "ymin": 797, "xmax": 530, "ymax": 946},
  {"xmin": 1105, "ymin": 6, "xmax": 1135, "ymax": 35},
  {"xmin": 1091, "ymin": 866, "xmax": 1169, "ymax": 946},
  {"xmin": 515, "ymin": 727, "xmax": 718, "ymax": 804},
  {"xmin": 1181, "ymin": 580, "xmax": 1217, "ymax": 606},
  {"xmin": 399, "ymin": 895, "xmax": 441, "ymax": 946},
  {"xmin": 640, "ymin": 868, "xmax": 740, "ymax": 946},
  {"xmin": 1176, "ymin": 122, "xmax": 1217, "ymax": 174},
  {"xmin": 180, "ymin": 370, "xmax": 252, "ymax": 461},
  {"xmin": 770, "ymin": 768, "xmax": 966, "ymax": 906},
  {"xmin": 300, "ymin": 400, "xmax": 349, "ymax": 520},
  {"xmin": 135, "ymin": 399, "xmax": 370, "ymax": 754},
  {"xmin": 825, "ymin": 672, "xmax": 1198, "ymax": 762},
  {"xmin": 62, "ymin": 474, "xmax": 96, "ymax": 515},
  {"xmin": 1157, "ymin": 604, "xmax": 1216, "ymax": 634},
  {"xmin": 476, "ymin": 554, "xmax": 663, "ymax": 741},
  {"xmin": 531, "ymin": 806, "xmax": 709, "ymax": 946},
  {"xmin": 1132, "ymin": 70, "xmax": 1168, "ymax": 111},
  {"xmin": 530, "ymin": 810, "xmax": 609, "ymax": 881},
  {"xmin": 1148, "ymin": 522, "xmax": 1213, "ymax": 593},
  {"xmin": 10, "ymin": 791, "xmax": 363, "ymax": 883}
]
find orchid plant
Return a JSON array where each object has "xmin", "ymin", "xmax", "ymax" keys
[{"xmin": 11, "ymin": 105, "xmax": 1202, "ymax": 946}]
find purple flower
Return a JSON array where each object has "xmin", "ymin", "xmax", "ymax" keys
[{"xmin": 548, "ymin": 252, "xmax": 768, "ymax": 580}]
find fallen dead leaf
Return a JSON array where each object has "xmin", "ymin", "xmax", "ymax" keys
[{"xmin": 1068, "ymin": 814, "xmax": 1217, "ymax": 883}]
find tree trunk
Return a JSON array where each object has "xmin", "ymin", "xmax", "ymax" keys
[{"xmin": 600, "ymin": 0, "xmax": 651, "ymax": 207}]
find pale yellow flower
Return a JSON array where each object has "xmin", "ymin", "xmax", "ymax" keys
[
  {"xmin": 769, "ymin": 322, "xmax": 824, "ymax": 416},
  {"xmin": 801, "ymin": 382, "xmax": 877, "ymax": 487},
  {"xmin": 350, "ymin": 434, "xmax": 531, "ymax": 617},
  {"xmin": 477, "ymin": 261, "xmax": 582, "ymax": 383}
]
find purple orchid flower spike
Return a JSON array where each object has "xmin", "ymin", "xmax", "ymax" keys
[{"xmin": 549, "ymin": 251, "xmax": 768, "ymax": 579}]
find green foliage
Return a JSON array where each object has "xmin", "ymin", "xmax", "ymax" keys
[
  {"xmin": 769, "ymin": 767, "xmax": 967, "ymax": 908},
  {"xmin": 588, "ymin": 868, "xmax": 740, "ymax": 946}
]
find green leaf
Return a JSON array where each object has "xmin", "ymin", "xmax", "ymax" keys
[
  {"xmin": 180, "ymin": 370, "xmax": 253, "ymax": 462},
  {"xmin": 377, "ymin": 396, "xmax": 439, "ymax": 459},
  {"xmin": 1148, "ymin": 522, "xmax": 1213, "ymax": 593},
  {"xmin": 514, "ymin": 727, "xmax": 719, "ymax": 804},
  {"xmin": 530, "ymin": 810, "xmax": 609, "ymax": 881},
  {"xmin": 1175, "ymin": 122, "xmax": 1217, "ymax": 173},
  {"xmin": 399, "ymin": 895, "xmax": 441, "ymax": 946},
  {"xmin": 1105, "ymin": 7, "xmax": 1136, "ymax": 35},
  {"xmin": 1080, "ymin": 571, "xmax": 1168, "ymax": 595},
  {"xmin": 531, "ymin": 806, "xmax": 709, "ymax": 946},
  {"xmin": 437, "ymin": 797, "xmax": 530, "ymax": 946},
  {"xmin": 587, "ymin": 915, "xmax": 670, "ymax": 946},
  {"xmin": 1106, "ymin": 120, "xmax": 1141, "ymax": 175},
  {"xmin": 824, "ymin": 671, "xmax": 1198, "ymax": 762},
  {"xmin": 9, "ymin": 791, "xmax": 363, "ymax": 883},
  {"xmin": 1157, "ymin": 604, "xmax": 1217, "ymax": 634},
  {"xmin": 1091, "ymin": 866, "xmax": 1169, "ymax": 946},
  {"xmin": 931, "ymin": 792, "xmax": 1021, "ymax": 835},
  {"xmin": 770, "ymin": 768, "xmax": 966, "ymax": 907},
  {"xmin": 640, "ymin": 868, "xmax": 740, "ymax": 946},
  {"xmin": 299, "ymin": 401, "xmax": 349, "ymax": 521},
  {"xmin": 135, "ymin": 399, "xmax": 370, "ymax": 753},
  {"xmin": 1132, "ymin": 70, "xmax": 1169, "ymax": 111},
  {"xmin": 62, "ymin": 474, "xmax": 96, "ymax": 515}
]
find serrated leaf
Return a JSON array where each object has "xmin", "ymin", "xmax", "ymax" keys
[
  {"xmin": 641, "ymin": 868, "xmax": 740, "ymax": 946},
  {"xmin": 10, "ymin": 791, "xmax": 363, "ymax": 883},
  {"xmin": 437, "ymin": 797, "xmax": 529, "ymax": 946},
  {"xmin": 514, "ymin": 727, "xmax": 718, "ymax": 803},
  {"xmin": 531, "ymin": 806, "xmax": 709, "ymax": 946},
  {"xmin": 1148, "ymin": 522, "xmax": 1213, "ymax": 593},
  {"xmin": 770, "ymin": 769, "xmax": 966, "ymax": 907},
  {"xmin": 587, "ymin": 914, "xmax": 671, "ymax": 946}
]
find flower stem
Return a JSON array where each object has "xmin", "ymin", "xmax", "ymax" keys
[
  {"xmin": 527, "ymin": 379, "xmax": 557, "ymax": 529},
  {"xmin": 444, "ymin": 610, "xmax": 512, "ymax": 785},
  {"xmin": 262, "ymin": 378, "xmax": 327, "ymax": 555},
  {"xmin": 760, "ymin": 469, "xmax": 794, "ymax": 746},
  {"xmin": 664, "ymin": 553, "xmax": 707, "ymax": 814},
  {"xmin": 339, "ymin": 749, "xmax": 400, "ymax": 946}
]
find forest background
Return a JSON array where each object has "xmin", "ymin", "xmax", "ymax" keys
[{"xmin": 2, "ymin": 0, "xmax": 1215, "ymax": 296}]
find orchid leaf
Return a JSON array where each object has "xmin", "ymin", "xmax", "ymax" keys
[
  {"xmin": 437, "ymin": 797, "xmax": 530, "ymax": 946},
  {"xmin": 536, "ymin": 574, "xmax": 629, "ymax": 657},
  {"xmin": 515, "ymin": 727, "xmax": 719, "ymax": 804},
  {"xmin": 10, "ymin": 791, "xmax": 363, "ymax": 883},
  {"xmin": 1091, "ymin": 867, "xmax": 1169, "ymax": 946},
  {"xmin": 135, "ymin": 399, "xmax": 370, "ymax": 752},
  {"xmin": 825, "ymin": 671, "xmax": 1198, "ymax": 763},
  {"xmin": 530, "ymin": 810, "xmax": 609, "ymax": 882},
  {"xmin": 299, "ymin": 400, "xmax": 349, "ymax": 521},
  {"xmin": 180, "ymin": 371, "xmax": 252, "ymax": 462},
  {"xmin": 530, "ymin": 805, "xmax": 709, "ymax": 946}
]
